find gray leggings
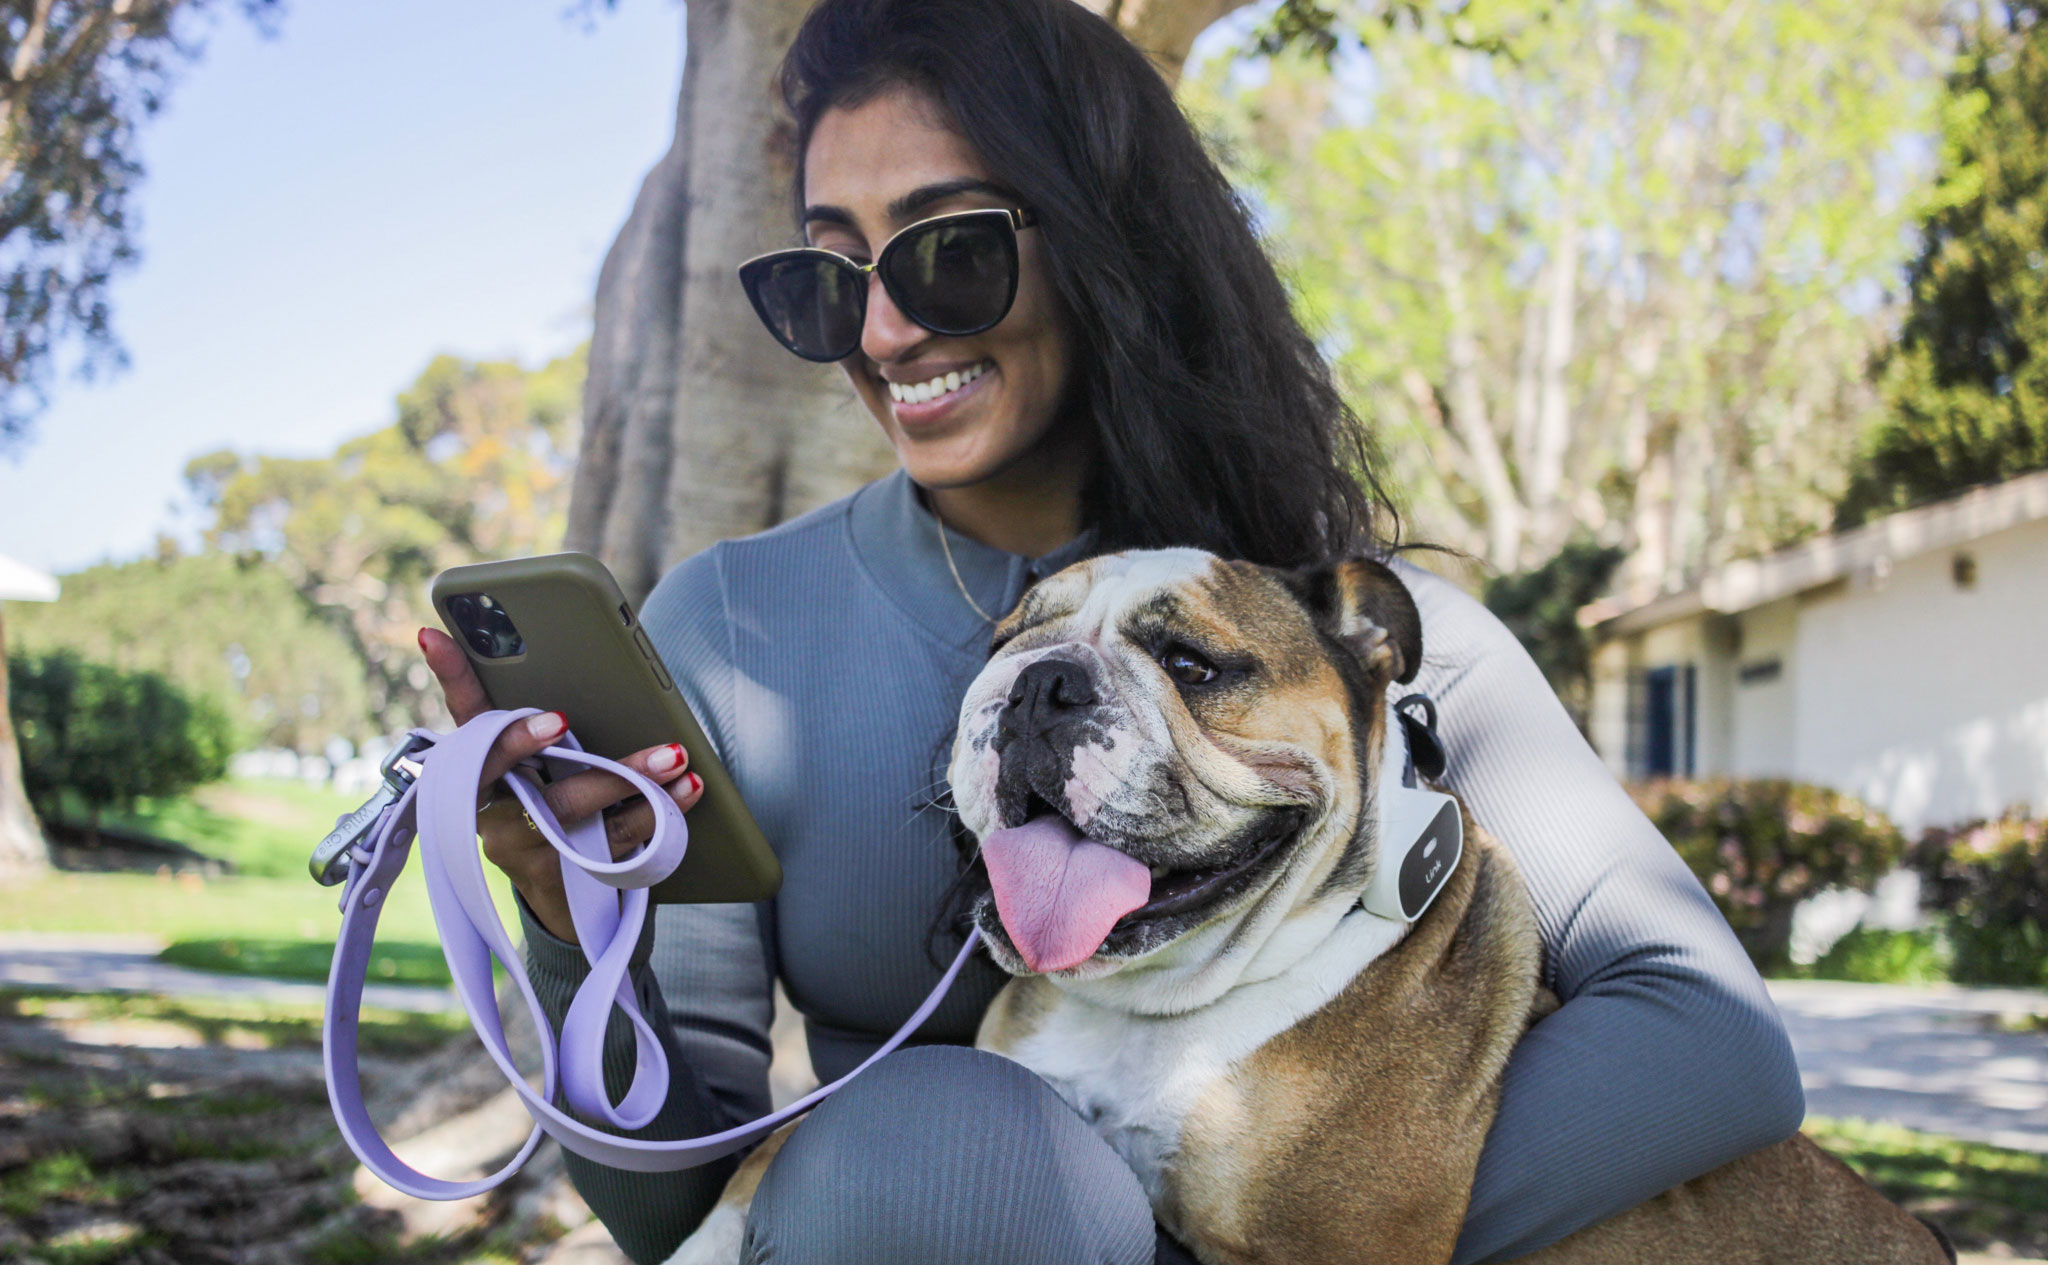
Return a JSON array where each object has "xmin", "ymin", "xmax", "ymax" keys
[{"xmin": 742, "ymin": 1046, "xmax": 1196, "ymax": 1265}]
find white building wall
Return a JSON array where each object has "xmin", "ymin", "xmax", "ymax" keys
[
  {"xmin": 1791, "ymin": 516, "xmax": 2048, "ymax": 834},
  {"xmin": 1727, "ymin": 598, "xmax": 1798, "ymax": 779},
  {"xmin": 1589, "ymin": 640, "xmax": 1633, "ymax": 782}
]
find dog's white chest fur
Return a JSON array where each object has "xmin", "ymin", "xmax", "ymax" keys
[{"xmin": 993, "ymin": 911, "xmax": 1408, "ymax": 1200}]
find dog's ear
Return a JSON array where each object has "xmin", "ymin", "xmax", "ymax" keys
[{"xmin": 1283, "ymin": 557, "xmax": 1423, "ymax": 684}]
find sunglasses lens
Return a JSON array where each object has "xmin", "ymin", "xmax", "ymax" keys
[
  {"xmin": 882, "ymin": 217, "xmax": 1018, "ymax": 335},
  {"xmin": 742, "ymin": 254, "xmax": 865, "ymax": 361}
]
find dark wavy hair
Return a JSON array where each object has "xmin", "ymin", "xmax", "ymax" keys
[{"xmin": 779, "ymin": 0, "xmax": 1395, "ymax": 569}]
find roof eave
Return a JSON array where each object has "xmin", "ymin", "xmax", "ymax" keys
[{"xmin": 1590, "ymin": 467, "xmax": 2048, "ymax": 638}]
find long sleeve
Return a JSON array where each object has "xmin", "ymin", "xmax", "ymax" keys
[
  {"xmin": 514, "ymin": 547, "xmax": 779, "ymax": 1264},
  {"xmin": 1393, "ymin": 564, "xmax": 1806, "ymax": 1264}
]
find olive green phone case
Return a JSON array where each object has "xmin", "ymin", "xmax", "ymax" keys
[{"xmin": 430, "ymin": 552, "xmax": 780, "ymax": 904}]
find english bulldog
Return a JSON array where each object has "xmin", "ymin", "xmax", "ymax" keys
[{"xmin": 673, "ymin": 549, "xmax": 1953, "ymax": 1265}]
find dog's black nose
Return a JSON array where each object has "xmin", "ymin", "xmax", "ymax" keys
[{"xmin": 1000, "ymin": 658, "xmax": 1098, "ymax": 744}]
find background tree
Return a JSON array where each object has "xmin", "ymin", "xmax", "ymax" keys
[
  {"xmin": 8, "ymin": 549, "xmax": 373, "ymax": 752},
  {"xmin": 8, "ymin": 648, "xmax": 233, "ymax": 842},
  {"xmin": 1189, "ymin": 0, "xmax": 1944, "ymax": 596},
  {"xmin": 1843, "ymin": 2, "xmax": 2048, "ymax": 524},
  {"xmin": 1481, "ymin": 539, "xmax": 1624, "ymax": 729},
  {"xmin": 0, "ymin": 0, "xmax": 278, "ymax": 442},
  {"xmin": 568, "ymin": 0, "xmax": 1261, "ymax": 603},
  {"xmin": 188, "ymin": 349, "xmax": 583, "ymax": 731}
]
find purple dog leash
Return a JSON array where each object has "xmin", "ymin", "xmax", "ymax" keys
[{"xmin": 318, "ymin": 708, "xmax": 982, "ymax": 1199}]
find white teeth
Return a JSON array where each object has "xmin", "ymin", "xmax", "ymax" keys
[{"xmin": 887, "ymin": 360, "xmax": 989, "ymax": 405}]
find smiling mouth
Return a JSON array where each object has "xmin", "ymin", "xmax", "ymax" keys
[{"xmin": 886, "ymin": 359, "xmax": 993, "ymax": 410}]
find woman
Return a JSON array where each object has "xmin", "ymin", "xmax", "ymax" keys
[{"xmin": 420, "ymin": 0, "xmax": 1804, "ymax": 1261}]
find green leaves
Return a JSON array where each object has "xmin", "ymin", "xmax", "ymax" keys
[
  {"xmin": 1481, "ymin": 540, "xmax": 1624, "ymax": 727},
  {"xmin": 1193, "ymin": 0, "xmax": 1943, "ymax": 586},
  {"xmin": 1916, "ymin": 810, "xmax": 2048, "ymax": 988},
  {"xmin": 0, "ymin": 0, "xmax": 283, "ymax": 443},
  {"xmin": 1634, "ymin": 777, "xmax": 1907, "ymax": 974},
  {"xmin": 185, "ymin": 348, "xmax": 585, "ymax": 731},
  {"xmin": 5, "ymin": 551, "xmax": 372, "ymax": 752},
  {"xmin": 7, "ymin": 649, "xmax": 234, "ymax": 825},
  {"xmin": 1847, "ymin": 6, "xmax": 2048, "ymax": 524}
]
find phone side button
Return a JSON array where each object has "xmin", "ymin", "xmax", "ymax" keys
[{"xmin": 633, "ymin": 628, "xmax": 675, "ymax": 690}]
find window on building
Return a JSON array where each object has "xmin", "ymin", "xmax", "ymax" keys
[{"xmin": 1626, "ymin": 662, "xmax": 1696, "ymax": 780}]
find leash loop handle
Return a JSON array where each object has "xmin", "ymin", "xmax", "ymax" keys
[{"xmin": 323, "ymin": 708, "xmax": 981, "ymax": 1199}]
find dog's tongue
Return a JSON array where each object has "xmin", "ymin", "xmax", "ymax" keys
[{"xmin": 981, "ymin": 815, "xmax": 1152, "ymax": 973}]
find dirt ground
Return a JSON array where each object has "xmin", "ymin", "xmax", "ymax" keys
[{"xmin": 0, "ymin": 988, "xmax": 610, "ymax": 1264}]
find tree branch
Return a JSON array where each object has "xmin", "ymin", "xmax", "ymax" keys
[{"xmin": 1423, "ymin": 178, "xmax": 1524, "ymax": 569}]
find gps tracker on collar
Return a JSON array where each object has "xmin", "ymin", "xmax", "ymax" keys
[{"xmin": 1360, "ymin": 692, "xmax": 1462, "ymax": 923}]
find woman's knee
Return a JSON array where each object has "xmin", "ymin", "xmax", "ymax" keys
[{"xmin": 743, "ymin": 1045, "xmax": 1154, "ymax": 1265}]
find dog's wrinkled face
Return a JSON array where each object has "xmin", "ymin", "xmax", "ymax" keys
[{"xmin": 948, "ymin": 548, "xmax": 1421, "ymax": 1011}]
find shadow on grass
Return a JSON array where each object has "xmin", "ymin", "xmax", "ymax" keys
[
  {"xmin": 1807, "ymin": 1115, "xmax": 2048, "ymax": 1256},
  {"xmin": 159, "ymin": 936, "xmax": 452, "ymax": 987},
  {"xmin": 0, "ymin": 987, "xmax": 466, "ymax": 1057}
]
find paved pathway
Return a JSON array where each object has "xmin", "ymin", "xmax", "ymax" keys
[
  {"xmin": 0, "ymin": 931, "xmax": 460, "ymax": 1014},
  {"xmin": 1768, "ymin": 978, "xmax": 2048, "ymax": 1153}
]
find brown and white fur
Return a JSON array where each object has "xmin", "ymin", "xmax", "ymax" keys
[{"xmin": 671, "ymin": 549, "xmax": 1950, "ymax": 1265}]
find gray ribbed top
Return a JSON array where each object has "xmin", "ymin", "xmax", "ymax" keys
[{"xmin": 520, "ymin": 468, "xmax": 1803, "ymax": 1264}]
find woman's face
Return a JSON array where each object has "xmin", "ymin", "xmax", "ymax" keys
[{"xmin": 802, "ymin": 85, "xmax": 1075, "ymax": 493}]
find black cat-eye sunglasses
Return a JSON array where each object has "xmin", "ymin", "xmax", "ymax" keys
[{"xmin": 737, "ymin": 206, "xmax": 1039, "ymax": 362}]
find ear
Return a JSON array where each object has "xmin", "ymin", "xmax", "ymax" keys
[{"xmin": 1284, "ymin": 557, "xmax": 1424, "ymax": 685}]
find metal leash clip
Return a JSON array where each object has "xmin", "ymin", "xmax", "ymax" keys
[{"xmin": 308, "ymin": 733, "xmax": 434, "ymax": 886}]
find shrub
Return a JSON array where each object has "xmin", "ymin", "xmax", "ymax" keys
[
  {"xmin": 1632, "ymin": 778, "xmax": 1906, "ymax": 974},
  {"xmin": 1915, "ymin": 810, "xmax": 2048, "ymax": 988},
  {"xmin": 7, "ymin": 650, "xmax": 236, "ymax": 837},
  {"xmin": 1803, "ymin": 925, "xmax": 1952, "ymax": 985},
  {"xmin": 1482, "ymin": 541, "xmax": 1626, "ymax": 731}
]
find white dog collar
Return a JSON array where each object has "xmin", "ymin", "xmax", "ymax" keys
[{"xmin": 1359, "ymin": 693, "xmax": 1463, "ymax": 923}]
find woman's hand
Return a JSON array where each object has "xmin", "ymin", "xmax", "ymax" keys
[{"xmin": 418, "ymin": 627, "xmax": 705, "ymax": 944}]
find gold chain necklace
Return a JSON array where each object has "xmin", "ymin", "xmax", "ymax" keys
[{"xmin": 932, "ymin": 503, "xmax": 998, "ymax": 626}]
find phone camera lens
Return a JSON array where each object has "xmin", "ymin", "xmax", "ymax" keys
[{"xmin": 449, "ymin": 590, "xmax": 523, "ymax": 658}]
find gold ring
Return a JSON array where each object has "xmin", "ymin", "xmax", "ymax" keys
[{"xmin": 478, "ymin": 795, "xmax": 546, "ymax": 843}]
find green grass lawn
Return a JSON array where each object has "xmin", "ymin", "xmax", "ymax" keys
[
  {"xmin": 12, "ymin": 777, "xmax": 523, "ymax": 988},
  {"xmin": 158, "ymin": 935, "xmax": 455, "ymax": 986},
  {"xmin": 47, "ymin": 777, "xmax": 372, "ymax": 878},
  {"xmin": 0, "ymin": 986, "xmax": 468, "ymax": 1057},
  {"xmin": 1806, "ymin": 1115, "xmax": 2048, "ymax": 1255}
]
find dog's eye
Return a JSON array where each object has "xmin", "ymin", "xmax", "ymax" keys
[{"xmin": 1160, "ymin": 644, "xmax": 1219, "ymax": 686}]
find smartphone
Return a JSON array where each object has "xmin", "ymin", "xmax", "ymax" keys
[{"xmin": 430, "ymin": 552, "xmax": 780, "ymax": 904}]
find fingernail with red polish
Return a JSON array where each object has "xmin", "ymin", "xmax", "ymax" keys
[
  {"xmin": 417, "ymin": 627, "xmax": 431, "ymax": 652},
  {"xmin": 649, "ymin": 744, "xmax": 684, "ymax": 773},
  {"xmin": 685, "ymin": 773, "xmax": 703, "ymax": 796},
  {"xmin": 527, "ymin": 711, "xmax": 567, "ymax": 740}
]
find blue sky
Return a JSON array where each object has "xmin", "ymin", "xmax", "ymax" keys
[{"xmin": 0, "ymin": 0, "xmax": 685, "ymax": 576}]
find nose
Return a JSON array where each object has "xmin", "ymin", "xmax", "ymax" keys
[
  {"xmin": 999, "ymin": 658, "xmax": 1099, "ymax": 745},
  {"xmin": 860, "ymin": 271, "xmax": 927, "ymax": 364}
]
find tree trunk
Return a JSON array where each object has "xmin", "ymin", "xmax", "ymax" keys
[
  {"xmin": 568, "ymin": 0, "xmax": 1255, "ymax": 603},
  {"xmin": 0, "ymin": 609, "xmax": 50, "ymax": 882}
]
